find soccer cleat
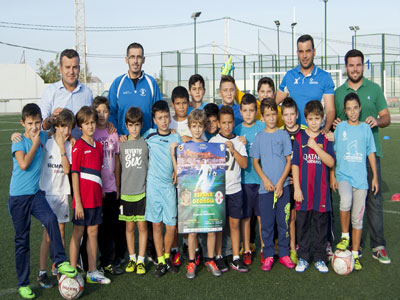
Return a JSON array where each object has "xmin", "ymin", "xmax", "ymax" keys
[
  {"xmin": 231, "ymin": 259, "xmax": 249, "ymax": 272},
  {"xmin": 136, "ymin": 262, "xmax": 146, "ymax": 275},
  {"xmin": 103, "ymin": 264, "xmax": 124, "ymax": 275},
  {"xmin": 166, "ymin": 258, "xmax": 178, "ymax": 273},
  {"xmin": 260, "ymin": 252, "xmax": 265, "ymax": 264},
  {"xmin": 314, "ymin": 260, "xmax": 329, "ymax": 273},
  {"xmin": 350, "ymin": 246, "xmax": 363, "ymax": 258},
  {"xmin": 154, "ymin": 263, "xmax": 167, "ymax": 278},
  {"xmin": 290, "ymin": 250, "xmax": 298, "ymax": 265},
  {"xmin": 125, "ymin": 259, "xmax": 137, "ymax": 273},
  {"xmin": 336, "ymin": 237, "xmax": 350, "ymax": 251},
  {"xmin": 170, "ymin": 250, "xmax": 181, "ymax": 267},
  {"xmin": 215, "ymin": 257, "xmax": 229, "ymax": 273},
  {"xmin": 326, "ymin": 243, "xmax": 334, "ymax": 262},
  {"xmin": 279, "ymin": 256, "xmax": 295, "ymax": 269},
  {"xmin": 205, "ymin": 260, "xmax": 222, "ymax": 277},
  {"xmin": 51, "ymin": 263, "xmax": 58, "ymax": 276},
  {"xmin": 243, "ymin": 251, "xmax": 252, "ymax": 266},
  {"xmin": 18, "ymin": 286, "xmax": 36, "ymax": 299},
  {"xmin": 261, "ymin": 256, "xmax": 274, "ymax": 272},
  {"xmin": 372, "ymin": 248, "xmax": 391, "ymax": 264},
  {"xmin": 86, "ymin": 270, "xmax": 111, "ymax": 284},
  {"xmin": 295, "ymin": 258, "xmax": 309, "ymax": 273},
  {"xmin": 186, "ymin": 262, "xmax": 196, "ymax": 279},
  {"xmin": 57, "ymin": 262, "xmax": 77, "ymax": 278},
  {"xmin": 37, "ymin": 272, "xmax": 54, "ymax": 288},
  {"xmin": 195, "ymin": 249, "xmax": 201, "ymax": 266},
  {"xmin": 354, "ymin": 256, "xmax": 362, "ymax": 271}
]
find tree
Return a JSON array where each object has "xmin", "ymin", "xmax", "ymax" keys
[{"xmin": 36, "ymin": 54, "xmax": 61, "ymax": 83}]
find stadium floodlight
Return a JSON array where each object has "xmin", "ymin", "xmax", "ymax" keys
[
  {"xmin": 349, "ymin": 26, "xmax": 360, "ymax": 49},
  {"xmin": 191, "ymin": 12, "xmax": 202, "ymax": 73},
  {"xmin": 274, "ymin": 20, "xmax": 280, "ymax": 71},
  {"xmin": 291, "ymin": 22, "xmax": 297, "ymax": 67}
]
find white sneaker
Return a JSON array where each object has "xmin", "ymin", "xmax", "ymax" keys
[
  {"xmin": 86, "ymin": 270, "xmax": 111, "ymax": 284},
  {"xmin": 295, "ymin": 258, "xmax": 309, "ymax": 273},
  {"xmin": 314, "ymin": 260, "xmax": 329, "ymax": 273}
]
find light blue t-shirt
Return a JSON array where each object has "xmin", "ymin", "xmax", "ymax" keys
[
  {"xmin": 334, "ymin": 121, "xmax": 376, "ymax": 190},
  {"xmin": 9, "ymin": 131, "xmax": 48, "ymax": 196},
  {"xmin": 144, "ymin": 128, "xmax": 182, "ymax": 185},
  {"xmin": 188, "ymin": 102, "xmax": 207, "ymax": 113},
  {"xmin": 250, "ymin": 129, "xmax": 292, "ymax": 194},
  {"xmin": 233, "ymin": 120, "xmax": 266, "ymax": 184}
]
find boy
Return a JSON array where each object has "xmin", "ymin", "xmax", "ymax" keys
[
  {"xmin": 204, "ymin": 103, "xmax": 219, "ymax": 140},
  {"xmin": 144, "ymin": 100, "xmax": 182, "ymax": 278},
  {"xmin": 332, "ymin": 92, "xmax": 379, "ymax": 270},
  {"xmin": 188, "ymin": 74, "xmax": 207, "ymax": 113},
  {"xmin": 69, "ymin": 106, "xmax": 111, "ymax": 284},
  {"xmin": 280, "ymin": 97, "xmax": 307, "ymax": 264},
  {"xmin": 119, "ymin": 107, "xmax": 149, "ymax": 275},
  {"xmin": 170, "ymin": 86, "xmax": 192, "ymax": 140},
  {"xmin": 209, "ymin": 105, "xmax": 249, "ymax": 272},
  {"xmin": 291, "ymin": 100, "xmax": 335, "ymax": 273},
  {"xmin": 38, "ymin": 109, "xmax": 75, "ymax": 288},
  {"xmin": 93, "ymin": 96, "xmax": 123, "ymax": 275},
  {"xmin": 251, "ymin": 98, "xmax": 295, "ymax": 272},
  {"xmin": 219, "ymin": 75, "xmax": 243, "ymax": 126},
  {"xmin": 9, "ymin": 103, "xmax": 76, "ymax": 299},
  {"xmin": 233, "ymin": 94, "xmax": 265, "ymax": 265}
]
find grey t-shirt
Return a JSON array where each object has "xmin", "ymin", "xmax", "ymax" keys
[{"xmin": 119, "ymin": 137, "xmax": 149, "ymax": 196}]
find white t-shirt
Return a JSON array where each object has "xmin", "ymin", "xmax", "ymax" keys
[
  {"xmin": 39, "ymin": 137, "xmax": 72, "ymax": 195},
  {"xmin": 209, "ymin": 134, "xmax": 247, "ymax": 195},
  {"xmin": 169, "ymin": 117, "xmax": 207, "ymax": 140}
]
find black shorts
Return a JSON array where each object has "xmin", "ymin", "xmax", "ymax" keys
[
  {"xmin": 226, "ymin": 190, "xmax": 243, "ymax": 219},
  {"xmin": 72, "ymin": 207, "xmax": 102, "ymax": 226},
  {"xmin": 242, "ymin": 184, "xmax": 260, "ymax": 218},
  {"xmin": 119, "ymin": 197, "xmax": 146, "ymax": 222}
]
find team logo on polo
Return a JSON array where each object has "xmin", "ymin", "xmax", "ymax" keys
[
  {"xmin": 309, "ymin": 78, "xmax": 319, "ymax": 85},
  {"xmin": 140, "ymin": 88, "xmax": 146, "ymax": 96},
  {"xmin": 294, "ymin": 77, "xmax": 300, "ymax": 85}
]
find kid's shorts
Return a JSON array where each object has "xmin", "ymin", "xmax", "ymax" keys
[
  {"xmin": 119, "ymin": 196, "xmax": 146, "ymax": 222},
  {"xmin": 72, "ymin": 207, "xmax": 102, "ymax": 226},
  {"xmin": 226, "ymin": 190, "xmax": 244, "ymax": 219},
  {"xmin": 242, "ymin": 184, "xmax": 260, "ymax": 218},
  {"xmin": 145, "ymin": 184, "xmax": 177, "ymax": 226},
  {"xmin": 46, "ymin": 194, "xmax": 70, "ymax": 223}
]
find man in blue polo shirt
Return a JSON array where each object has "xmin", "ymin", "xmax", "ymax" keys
[
  {"xmin": 108, "ymin": 43, "xmax": 162, "ymax": 135},
  {"xmin": 276, "ymin": 35, "xmax": 335, "ymax": 133}
]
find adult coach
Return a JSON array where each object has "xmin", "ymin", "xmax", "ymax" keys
[
  {"xmin": 276, "ymin": 35, "xmax": 335, "ymax": 133},
  {"xmin": 108, "ymin": 43, "xmax": 162, "ymax": 135},
  {"xmin": 40, "ymin": 49, "xmax": 93, "ymax": 139},
  {"xmin": 333, "ymin": 49, "xmax": 391, "ymax": 264}
]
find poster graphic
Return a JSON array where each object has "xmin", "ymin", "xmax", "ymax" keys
[{"xmin": 177, "ymin": 142, "xmax": 226, "ymax": 233}]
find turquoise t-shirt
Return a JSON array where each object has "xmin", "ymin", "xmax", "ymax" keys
[
  {"xmin": 10, "ymin": 131, "xmax": 48, "ymax": 196},
  {"xmin": 233, "ymin": 120, "xmax": 266, "ymax": 184},
  {"xmin": 334, "ymin": 121, "xmax": 376, "ymax": 190}
]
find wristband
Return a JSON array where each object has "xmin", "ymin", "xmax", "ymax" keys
[{"xmin": 60, "ymin": 152, "xmax": 67, "ymax": 157}]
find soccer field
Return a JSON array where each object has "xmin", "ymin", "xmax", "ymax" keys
[{"xmin": 0, "ymin": 115, "xmax": 399, "ymax": 300}]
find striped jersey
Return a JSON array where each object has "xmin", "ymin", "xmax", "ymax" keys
[
  {"xmin": 71, "ymin": 138, "xmax": 103, "ymax": 209},
  {"xmin": 291, "ymin": 130, "xmax": 335, "ymax": 212}
]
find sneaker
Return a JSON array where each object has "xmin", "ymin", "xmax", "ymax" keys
[
  {"xmin": 103, "ymin": 264, "xmax": 124, "ymax": 275},
  {"xmin": 261, "ymin": 256, "xmax": 274, "ymax": 272},
  {"xmin": 154, "ymin": 263, "xmax": 167, "ymax": 278},
  {"xmin": 18, "ymin": 286, "xmax": 36, "ymax": 299},
  {"xmin": 215, "ymin": 257, "xmax": 229, "ymax": 273},
  {"xmin": 279, "ymin": 256, "xmax": 295, "ymax": 269},
  {"xmin": 125, "ymin": 259, "xmax": 136, "ymax": 273},
  {"xmin": 326, "ymin": 243, "xmax": 334, "ymax": 261},
  {"xmin": 314, "ymin": 260, "xmax": 329, "ymax": 273},
  {"xmin": 336, "ymin": 237, "xmax": 350, "ymax": 251},
  {"xmin": 166, "ymin": 258, "xmax": 178, "ymax": 273},
  {"xmin": 147, "ymin": 254, "xmax": 158, "ymax": 266},
  {"xmin": 350, "ymin": 246, "xmax": 363, "ymax": 258},
  {"xmin": 171, "ymin": 250, "xmax": 181, "ymax": 267},
  {"xmin": 372, "ymin": 248, "xmax": 391, "ymax": 264},
  {"xmin": 243, "ymin": 251, "xmax": 252, "ymax": 266},
  {"xmin": 37, "ymin": 272, "xmax": 54, "ymax": 288},
  {"xmin": 260, "ymin": 251, "xmax": 265, "ymax": 264},
  {"xmin": 86, "ymin": 270, "xmax": 111, "ymax": 284},
  {"xmin": 231, "ymin": 259, "xmax": 249, "ymax": 272},
  {"xmin": 354, "ymin": 256, "xmax": 362, "ymax": 271},
  {"xmin": 290, "ymin": 250, "xmax": 298, "ymax": 265},
  {"xmin": 195, "ymin": 249, "xmax": 201, "ymax": 266},
  {"xmin": 136, "ymin": 262, "xmax": 146, "ymax": 275},
  {"xmin": 295, "ymin": 258, "xmax": 309, "ymax": 273},
  {"xmin": 57, "ymin": 262, "xmax": 77, "ymax": 278},
  {"xmin": 204, "ymin": 260, "xmax": 222, "ymax": 277},
  {"xmin": 51, "ymin": 263, "xmax": 58, "ymax": 276},
  {"xmin": 250, "ymin": 243, "xmax": 256, "ymax": 253},
  {"xmin": 186, "ymin": 262, "xmax": 196, "ymax": 279}
]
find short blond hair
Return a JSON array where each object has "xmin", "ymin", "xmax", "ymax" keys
[{"xmin": 188, "ymin": 109, "xmax": 207, "ymax": 127}]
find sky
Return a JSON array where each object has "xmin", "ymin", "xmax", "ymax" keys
[{"xmin": 0, "ymin": 0, "xmax": 399, "ymax": 83}]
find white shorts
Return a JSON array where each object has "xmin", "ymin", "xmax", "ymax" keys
[{"xmin": 46, "ymin": 194, "xmax": 70, "ymax": 223}]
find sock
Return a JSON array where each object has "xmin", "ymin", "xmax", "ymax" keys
[
  {"xmin": 129, "ymin": 254, "xmax": 137, "ymax": 262},
  {"xmin": 233, "ymin": 255, "xmax": 240, "ymax": 261},
  {"xmin": 138, "ymin": 256, "xmax": 145, "ymax": 264},
  {"xmin": 164, "ymin": 253, "xmax": 170, "ymax": 260},
  {"xmin": 183, "ymin": 238, "xmax": 188, "ymax": 245},
  {"xmin": 352, "ymin": 250, "xmax": 359, "ymax": 258},
  {"xmin": 341, "ymin": 232, "xmax": 350, "ymax": 240},
  {"xmin": 38, "ymin": 270, "xmax": 46, "ymax": 277},
  {"xmin": 158, "ymin": 256, "xmax": 165, "ymax": 265},
  {"xmin": 216, "ymin": 255, "xmax": 223, "ymax": 260},
  {"xmin": 195, "ymin": 248, "xmax": 199, "ymax": 252},
  {"xmin": 171, "ymin": 247, "xmax": 178, "ymax": 253}
]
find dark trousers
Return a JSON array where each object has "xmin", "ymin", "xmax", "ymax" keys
[
  {"xmin": 296, "ymin": 210, "xmax": 328, "ymax": 263},
  {"xmin": 9, "ymin": 190, "xmax": 67, "ymax": 287},
  {"xmin": 250, "ymin": 215, "xmax": 257, "ymax": 244},
  {"xmin": 259, "ymin": 186, "xmax": 290, "ymax": 258}
]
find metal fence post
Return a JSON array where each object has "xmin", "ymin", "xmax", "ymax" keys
[
  {"xmin": 381, "ymin": 33, "xmax": 385, "ymax": 91},
  {"xmin": 243, "ymin": 55, "xmax": 246, "ymax": 92}
]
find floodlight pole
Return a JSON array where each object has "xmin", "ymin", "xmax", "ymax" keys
[
  {"xmin": 191, "ymin": 12, "xmax": 201, "ymax": 74},
  {"xmin": 275, "ymin": 20, "xmax": 280, "ymax": 72},
  {"xmin": 323, "ymin": 0, "xmax": 328, "ymax": 69},
  {"xmin": 349, "ymin": 26, "xmax": 360, "ymax": 49},
  {"xmin": 291, "ymin": 22, "xmax": 297, "ymax": 68}
]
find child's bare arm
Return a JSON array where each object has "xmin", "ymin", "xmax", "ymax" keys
[
  {"xmin": 54, "ymin": 130, "xmax": 70, "ymax": 174},
  {"xmin": 368, "ymin": 152, "xmax": 379, "ymax": 195},
  {"xmin": 292, "ymin": 164, "xmax": 304, "ymax": 202},
  {"xmin": 14, "ymin": 133, "xmax": 41, "ymax": 170},
  {"xmin": 275, "ymin": 155, "xmax": 291, "ymax": 198},
  {"xmin": 329, "ymin": 167, "xmax": 338, "ymax": 192},
  {"xmin": 253, "ymin": 158, "xmax": 274, "ymax": 192},
  {"xmin": 170, "ymin": 142, "xmax": 178, "ymax": 184},
  {"xmin": 225, "ymin": 141, "xmax": 248, "ymax": 169},
  {"xmin": 115, "ymin": 153, "xmax": 121, "ymax": 199},
  {"xmin": 307, "ymin": 138, "xmax": 335, "ymax": 168},
  {"xmin": 72, "ymin": 172, "xmax": 84, "ymax": 220}
]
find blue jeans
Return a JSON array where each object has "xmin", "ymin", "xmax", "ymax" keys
[
  {"xmin": 9, "ymin": 190, "xmax": 67, "ymax": 287},
  {"xmin": 366, "ymin": 156, "xmax": 386, "ymax": 249}
]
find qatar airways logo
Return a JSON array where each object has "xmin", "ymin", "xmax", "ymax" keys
[{"xmin": 303, "ymin": 153, "xmax": 321, "ymax": 164}]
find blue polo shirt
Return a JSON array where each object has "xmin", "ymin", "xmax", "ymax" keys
[
  {"xmin": 108, "ymin": 71, "xmax": 162, "ymax": 135},
  {"xmin": 279, "ymin": 65, "xmax": 335, "ymax": 126},
  {"xmin": 188, "ymin": 102, "xmax": 207, "ymax": 113}
]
